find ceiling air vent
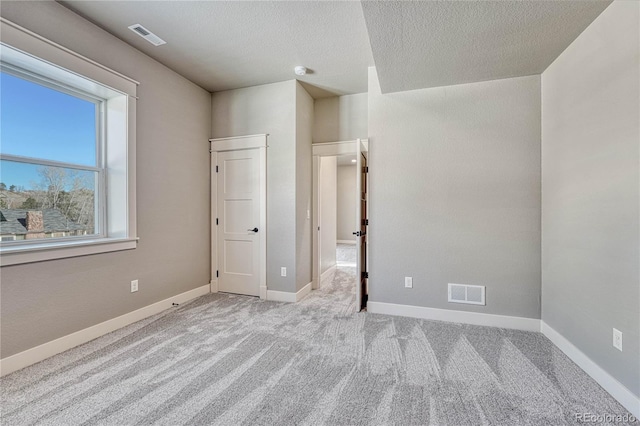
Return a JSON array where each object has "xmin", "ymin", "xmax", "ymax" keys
[
  {"xmin": 128, "ymin": 24, "xmax": 166, "ymax": 46},
  {"xmin": 448, "ymin": 283, "xmax": 485, "ymax": 305}
]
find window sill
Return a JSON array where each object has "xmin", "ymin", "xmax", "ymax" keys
[{"xmin": 0, "ymin": 237, "xmax": 138, "ymax": 267}]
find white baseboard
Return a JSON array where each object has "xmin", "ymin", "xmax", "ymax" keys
[
  {"xmin": 541, "ymin": 322, "xmax": 640, "ymax": 418},
  {"xmin": 320, "ymin": 265, "xmax": 337, "ymax": 284},
  {"xmin": 367, "ymin": 301, "xmax": 541, "ymax": 332},
  {"xmin": 210, "ymin": 279, "xmax": 218, "ymax": 293},
  {"xmin": 0, "ymin": 284, "xmax": 211, "ymax": 377},
  {"xmin": 267, "ymin": 289, "xmax": 296, "ymax": 303},
  {"xmin": 296, "ymin": 281, "xmax": 312, "ymax": 301},
  {"xmin": 259, "ymin": 285, "xmax": 267, "ymax": 300},
  {"xmin": 267, "ymin": 282, "xmax": 312, "ymax": 303},
  {"xmin": 337, "ymin": 240, "xmax": 356, "ymax": 245}
]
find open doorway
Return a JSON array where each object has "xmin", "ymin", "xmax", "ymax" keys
[{"xmin": 312, "ymin": 139, "xmax": 368, "ymax": 312}]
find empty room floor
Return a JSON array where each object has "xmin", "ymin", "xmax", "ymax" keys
[{"xmin": 1, "ymin": 266, "xmax": 633, "ymax": 425}]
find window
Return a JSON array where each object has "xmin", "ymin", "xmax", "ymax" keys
[
  {"xmin": 1, "ymin": 69, "xmax": 103, "ymax": 242},
  {"xmin": 0, "ymin": 19, "xmax": 138, "ymax": 266}
]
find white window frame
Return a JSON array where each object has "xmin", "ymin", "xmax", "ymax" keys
[{"xmin": 0, "ymin": 18, "xmax": 138, "ymax": 266}]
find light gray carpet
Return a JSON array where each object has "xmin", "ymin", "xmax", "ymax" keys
[
  {"xmin": 1, "ymin": 265, "xmax": 634, "ymax": 425},
  {"xmin": 337, "ymin": 243, "xmax": 357, "ymax": 266}
]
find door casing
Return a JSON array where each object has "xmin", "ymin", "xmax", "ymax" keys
[
  {"xmin": 210, "ymin": 134, "xmax": 267, "ymax": 299},
  {"xmin": 312, "ymin": 138, "xmax": 369, "ymax": 309}
]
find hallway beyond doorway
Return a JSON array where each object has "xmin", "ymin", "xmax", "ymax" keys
[{"xmin": 336, "ymin": 243, "xmax": 356, "ymax": 267}]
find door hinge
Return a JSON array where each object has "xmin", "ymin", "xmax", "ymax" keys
[
  {"xmin": 215, "ymin": 165, "xmax": 219, "ymax": 173},
  {"xmin": 363, "ymin": 166, "xmax": 369, "ymax": 173},
  {"xmin": 362, "ymin": 272, "xmax": 368, "ymax": 279},
  {"xmin": 216, "ymin": 218, "xmax": 218, "ymax": 225},
  {"xmin": 216, "ymin": 270, "xmax": 219, "ymax": 278},
  {"xmin": 362, "ymin": 219, "xmax": 369, "ymax": 226}
]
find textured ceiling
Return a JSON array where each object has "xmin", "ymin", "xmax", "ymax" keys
[
  {"xmin": 60, "ymin": 1, "xmax": 374, "ymax": 97},
  {"xmin": 59, "ymin": 1, "xmax": 610, "ymax": 96},
  {"xmin": 361, "ymin": 0, "xmax": 612, "ymax": 93}
]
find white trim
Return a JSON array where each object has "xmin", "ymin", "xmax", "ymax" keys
[
  {"xmin": 0, "ymin": 19, "xmax": 137, "ymax": 266},
  {"xmin": 320, "ymin": 264, "xmax": 337, "ymax": 287},
  {"xmin": 360, "ymin": 139, "xmax": 369, "ymax": 154},
  {"xmin": 267, "ymin": 289, "xmax": 296, "ymax": 303},
  {"xmin": 312, "ymin": 156, "xmax": 321, "ymax": 289},
  {"xmin": 0, "ymin": 19, "xmax": 139, "ymax": 93},
  {"xmin": 258, "ymin": 146, "xmax": 267, "ymax": 299},
  {"xmin": 337, "ymin": 240, "xmax": 356, "ymax": 245},
  {"xmin": 210, "ymin": 134, "xmax": 268, "ymax": 143},
  {"xmin": 355, "ymin": 138, "xmax": 363, "ymax": 311},
  {"xmin": 312, "ymin": 139, "xmax": 369, "ymax": 157},
  {"xmin": 210, "ymin": 134, "xmax": 268, "ymax": 152},
  {"xmin": 210, "ymin": 279, "xmax": 218, "ymax": 293},
  {"xmin": 0, "ymin": 238, "xmax": 137, "ymax": 266},
  {"xmin": 297, "ymin": 282, "xmax": 312, "ymax": 301},
  {"xmin": 211, "ymin": 136, "xmax": 267, "ymax": 299},
  {"xmin": 367, "ymin": 301, "xmax": 541, "ymax": 332},
  {"xmin": 541, "ymin": 322, "xmax": 640, "ymax": 417},
  {"xmin": 0, "ymin": 284, "xmax": 210, "ymax": 377},
  {"xmin": 312, "ymin": 138, "xmax": 369, "ymax": 299},
  {"xmin": 267, "ymin": 282, "xmax": 312, "ymax": 303},
  {"xmin": 210, "ymin": 150, "xmax": 218, "ymax": 287}
]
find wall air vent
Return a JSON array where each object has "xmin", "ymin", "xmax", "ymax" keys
[
  {"xmin": 448, "ymin": 283, "xmax": 485, "ymax": 305},
  {"xmin": 128, "ymin": 24, "xmax": 166, "ymax": 46}
]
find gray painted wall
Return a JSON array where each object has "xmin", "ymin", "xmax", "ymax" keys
[
  {"xmin": 0, "ymin": 2, "xmax": 212, "ymax": 358},
  {"xmin": 211, "ymin": 81, "xmax": 298, "ymax": 293},
  {"xmin": 368, "ymin": 68, "xmax": 542, "ymax": 319},
  {"xmin": 295, "ymin": 83, "xmax": 313, "ymax": 291},
  {"xmin": 541, "ymin": 1, "xmax": 640, "ymax": 397},
  {"xmin": 313, "ymin": 93, "xmax": 368, "ymax": 143},
  {"xmin": 320, "ymin": 157, "xmax": 337, "ymax": 273},
  {"xmin": 337, "ymin": 165, "xmax": 357, "ymax": 242}
]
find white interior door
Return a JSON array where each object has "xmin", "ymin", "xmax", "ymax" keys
[{"xmin": 217, "ymin": 149, "xmax": 261, "ymax": 296}]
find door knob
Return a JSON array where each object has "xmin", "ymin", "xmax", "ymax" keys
[{"xmin": 248, "ymin": 227, "xmax": 258, "ymax": 233}]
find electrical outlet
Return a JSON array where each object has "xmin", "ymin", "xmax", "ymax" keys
[
  {"xmin": 405, "ymin": 277, "xmax": 413, "ymax": 288},
  {"xmin": 613, "ymin": 328, "xmax": 623, "ymax": 351},
  {"xmin": 131, "ymin": 280, "xmax": 138, "ymax": 293},
  {"xmin": 281, "ymin": 267, "xmax": 287, "ymax": 277}
]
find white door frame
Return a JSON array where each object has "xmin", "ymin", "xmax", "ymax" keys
[
  {"xmin": 210, "ymin": 134, "xmax": 268, "ymax": 299},
  {"xmin": 311, "ymin": 139, "xmax": 368, "ymax": 297}
]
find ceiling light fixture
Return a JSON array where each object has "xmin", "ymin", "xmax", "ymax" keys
[
  {"xmin": 294, "ymin": 66, "xmax": 307, "ymax": 76},
  {"xmin": 351, "ymin": 159, "xmax": 356, "ymax": 163},
  {"xmin": 128, "ymin": 24, "xmax": 166, "ymax": 46}
]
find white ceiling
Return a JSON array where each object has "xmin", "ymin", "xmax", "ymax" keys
[
  {"xmin": 60, "ymin": 1, "xmax": 611, "ymax": 96},
  {"xmin": 361, "ymin": 0, "xmax": 612, "ymax": 93},
  {"xmin": 60, "ymin": 1, "xmax": 374, "ymax": 98}
]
